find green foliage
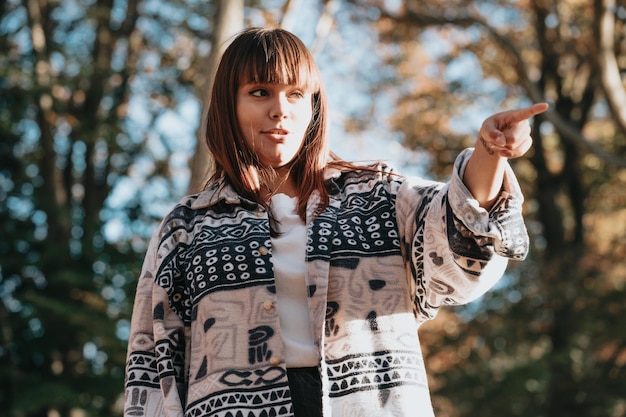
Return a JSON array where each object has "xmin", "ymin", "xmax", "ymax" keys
[
  {"xmin": 0, "ymin": 0, "xmax": 211, "ymax": 415},
  {"xmin": 351, "ymin": 0, "xmax": 626, "ymax": 416},
  {"xmin": 429, "ymin": 260, "xmax": 626, "ymax": 417}
]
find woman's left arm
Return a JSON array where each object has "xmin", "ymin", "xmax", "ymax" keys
[{"xmin": 463, "ymin": 103, "xmax": 549, "ymax": 210}]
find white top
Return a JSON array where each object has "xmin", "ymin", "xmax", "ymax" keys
[{"xmin": 269, "ymin": 193, "xmax": 319, "ymax": 367}]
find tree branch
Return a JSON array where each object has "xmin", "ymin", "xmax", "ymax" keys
[
  {"xmin": 310, "ymin": 0, "xmax": 337, "ymax": 55},
  {"xmin": 595, "ymin": 0, "xmax": 626, "ymax": 134},
  {"xmin": 379, "ymin": 8, "xmax": 626, "ymax": 169}
]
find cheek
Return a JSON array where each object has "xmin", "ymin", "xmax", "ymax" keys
[
  {"xmin": 236, "ymin": 107, "xmax": 255, "ymax": 145},
  {"xmin": 297, "ymin": 106, "xmax": 314, "ymax": 131},
  {"xmin": 236, "ymin": 104, "xmax": 247, "ymax": 130},
  {"xmin": 236, "ymin": 95, "xmax": 255, "ymax": 126}
]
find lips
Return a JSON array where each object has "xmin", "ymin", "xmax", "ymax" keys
[
  {"xmin": 262, "ymin": 128, "xmax": 290, "ymax": 135},
  {"xmin": 261, "ymin": 128, "xmax": 290, "ymax": 142}
]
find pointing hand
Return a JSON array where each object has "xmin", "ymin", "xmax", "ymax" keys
[{"xmin": 478, "ymin": 102, "xmax": 549, "ymax": 159}]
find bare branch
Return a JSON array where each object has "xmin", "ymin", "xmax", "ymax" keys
[
  {"xmin": 595, "ymin": 0, "xmax": 626, "ymax": 134},
  {"xmin": 379, "ymin": 8, "xmax": 626, "ymax": 169},
  {"xmin": 310, "ymin": 0, "xmax": 337, "ymax": 55},
  {"xmin": 477, "ymin": 18, "xmax": 626, "ymax": 169},
  {"xmin": 278, "ymin": 0, "xmax": 298, "ymax": 30}
]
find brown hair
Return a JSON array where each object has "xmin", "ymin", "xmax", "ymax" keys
[{"xmin": 204, "ymin": 27, "xmax": 336, "ymax": 220}]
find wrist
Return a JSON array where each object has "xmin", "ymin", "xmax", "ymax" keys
[
  {"xmin": 479, "ymin": 135, "xmax": 496, "ymax": 155},
  {"xmin": 477, "ymin": 135, "xmax": 509, "ymax": 161}
]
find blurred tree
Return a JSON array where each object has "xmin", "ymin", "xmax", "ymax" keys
[
  {"xmin": 343, "ymin": 0, "xmax": 626, "ymax": 416},
  {"xmin": 0, "ymin": 0, "xmax": 219, "ymax": 415},
  {"xmin": 187, "ymin": 0, "xmax": 243, "ymax": 193},
  {"xmin": 0, "ymin": 0, "xmax": 144, "ymax": 414}
]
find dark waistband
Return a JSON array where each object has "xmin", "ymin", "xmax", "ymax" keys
[{"xmin": 287, "ymin": 366, "xmax": 319, "ymax": 374}]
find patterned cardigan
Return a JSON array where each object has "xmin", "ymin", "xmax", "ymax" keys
[{"xmin": 124, "ymin": 149, "xmax": 529, "ymax": 417}]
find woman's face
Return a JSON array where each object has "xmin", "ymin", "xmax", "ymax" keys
[{"xmin": 236, "ymin": 82, "xmax": 313, "ymax": 168}]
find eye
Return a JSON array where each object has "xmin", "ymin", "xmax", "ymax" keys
[
  {"xmin": 289, "ymin": 90, "xmax": 306, "ymax": 100},
  {"xmin": 250, "ymin": 88, "xmax": 268, "ymax": 97}
]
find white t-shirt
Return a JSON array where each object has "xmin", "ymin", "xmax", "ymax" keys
[{"xmin": 270, "ymin": 193, "xmax": 319, "ymax": 368}]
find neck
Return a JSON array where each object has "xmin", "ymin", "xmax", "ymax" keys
[{"xmin": 263, "ymin": 167, "xmax": 297, "ymax": 200}]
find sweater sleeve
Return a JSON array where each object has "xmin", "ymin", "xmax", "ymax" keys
[
  {"xmin": 123, "ymin": 220, "xmax": 187, "ymax": 417},
  {"xmin": 395, "ymin": 148, "xmax": 529, "ymax": 323}
]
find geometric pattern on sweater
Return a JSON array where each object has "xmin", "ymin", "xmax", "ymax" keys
[
  {"xmin": 411, "ymin": 188, "xmax": 502, "ymax": 320},
  {"xmin": 481, "ymin": 190, "xmax": 529, "ymax": 260},
  {"xmin": 155, "ymin": 335, "xmax": 186, "ymax": 379},
  {"xmin": 409, "ymin": 184, "xmax": 444, "ymax": 321},
  {"xmin": 326, "ymin": 350, "xmax": 427, "ymax": 398},
  {"xmin": 185, "ymin": 382, "xmax": 292, "ymax": 417},
  {"xmin": 445, "ymin": 194, "xmax": 493, "ymax": 275},
  {"xmin": 126, "ymin": 350, "xmax": 161, "ymax": 389},
  {"xmin": 307, "ymin": 171, "xmax": 401, "ymax": 263},
  {"xmin": 156, "ymin": 204, "xmax": 274, "ymax": 324}
]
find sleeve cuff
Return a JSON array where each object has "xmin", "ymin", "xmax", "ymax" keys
[{"xmin": 447, "ymin": 148, "xmax": 529, "ymax": 260}]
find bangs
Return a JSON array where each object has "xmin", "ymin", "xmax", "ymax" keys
[{"xmin": 236, "ymin": 29, "xmax": 320, "ymax": 91}]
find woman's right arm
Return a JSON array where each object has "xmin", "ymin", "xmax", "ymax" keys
[{"xmin": 395, "ymin": 150, "xmax": 528, "ymax": 323}]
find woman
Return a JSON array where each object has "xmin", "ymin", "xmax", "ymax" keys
[{"xmin": 123, "ymin": 27, "xmax": 547, "ymax": 417}]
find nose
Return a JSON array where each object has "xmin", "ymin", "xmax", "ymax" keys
[{"xmin": 270, "ymin": 95, "xmax": 289, "ymax": 120}]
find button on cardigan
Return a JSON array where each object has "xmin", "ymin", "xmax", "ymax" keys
[{"xmin": 124, "ymin": 149, "xmax": 529, "ymax": 417}]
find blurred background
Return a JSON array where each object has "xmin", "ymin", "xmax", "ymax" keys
[{"xmin": 1, "ymin": 0, "xmax": 625, "ymax": 416}]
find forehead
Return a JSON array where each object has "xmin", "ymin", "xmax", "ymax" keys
[{"xmin": 236, "ymin": 37, "xmax": 319, "ymax": 90}]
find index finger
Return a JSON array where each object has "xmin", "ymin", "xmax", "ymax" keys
[{"xmin": 506, "ymin": 102, "xmax": 549, "ymax": 123}]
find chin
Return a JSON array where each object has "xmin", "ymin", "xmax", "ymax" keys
[{"xmin": 266, "ymin": 157, "xmax": 296, "ymax": 169}]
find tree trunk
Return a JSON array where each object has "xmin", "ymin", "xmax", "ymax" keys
[{"xmin": 188, "ymin": 0, "xmax": 244, "ymax": 193}]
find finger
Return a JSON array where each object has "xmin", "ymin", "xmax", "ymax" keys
[
  {"xmin": 496, "ymin": 138, "xmax": 532, "ymax": 158},
  {"xmin": 489, "ymin": 122, "xmax": 528, "ymax": 148},
  {"xmin": 502, "ymin": 121, "xmax": 531, "ymax": 146},
  {"xmin": 504, "ymin": 137, "xmax": 533, "ymax": 158},
  {"xmin": 489, "ymin": 122, "xmax": 531, "ymax": 154},
  {"xmin": 481, "ymin": 121, "xmax": 506, "ymax": 146},
  {"xmin": 510, "ymin": 133, "xmax": 533, "ymax": 152},
  {"xmin": 503, "ymin": 102, "xmax": 549, "ymax": 124}
]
